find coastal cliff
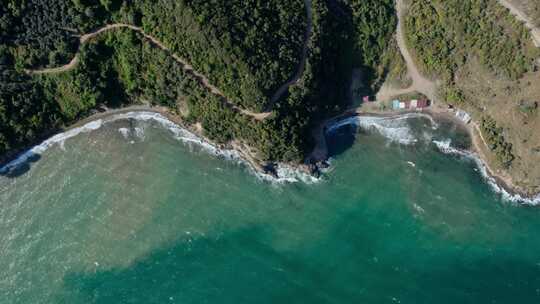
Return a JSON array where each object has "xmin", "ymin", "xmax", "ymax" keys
[{"xmin": 1, "ymin": 0, "xmax": 539, "ymax": 195}]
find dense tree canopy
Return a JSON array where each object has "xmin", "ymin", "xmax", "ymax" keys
[
  {"xmin": 0, "ymin": 0, "xmax": 397, "ymax": 163},
  {"xmin": 0, "ymin": 0, "xmax": 118, "ymax": 68},
  {"xmin": 405, "ymin": 0, "xmax": 539, "ymax": 81},
  {"xmin": 0, "ymin": 48, "xmax": 63, "ymax": 154}
]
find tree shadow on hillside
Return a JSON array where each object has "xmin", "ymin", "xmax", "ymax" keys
[{"xmin": 326, "ymin": 124, "xmax": 361, "ymax": 158}]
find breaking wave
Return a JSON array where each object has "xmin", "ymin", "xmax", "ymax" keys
[
  {"xmin": 326, "ymin": 113, "xmax": 539, "ymax": 205},
  {"xmin": 0, "ymin": 119, "xmax": 103, "ymax": 175},
  {"xmin": 110, "ymin": 112, "xmax": 320, "ymax": 184},
  {"xmin": 0, "ymin": 111, "xmax": 319, "ymax": 184},
  {"xmin": 118, "ymin": 128, "xmax": 130, "ymax": 139},
  {"xmin": 433, "ymin": 139, "xmax": 540, "ymax": 206},
  {"xmin": 3, "ymin": 110, "xmax": 538, "ymax": 199},
  {"xmin": 326, "ymin": 113, "xmax": 435, "ymax": 145}
]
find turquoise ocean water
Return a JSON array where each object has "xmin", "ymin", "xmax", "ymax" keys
[{"xmin": 1, "ymin": 112, "xmax": 540, "ymax": 303}]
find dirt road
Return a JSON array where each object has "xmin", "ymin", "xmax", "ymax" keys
[
  {"xmin": 377, "ymin": 0, "xmax": 438, "ymax": 102},
  {"xmin": 27, "ymin": 0, "xmax": 315, "ymax": 120},
  {"xmin": 26, "ymin": 24, "xmax": 272, "ymax": 120},
  {"xmin": 497, "ymin": 0, "xmax": 540, "ymax": 47},
  {"xmin": 269, "ymin": 0, "xmax": 313, "ymax": 105}
]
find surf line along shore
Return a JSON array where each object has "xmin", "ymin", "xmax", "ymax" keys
[
  {"xmin": 0, "ymin": 105, "xmax": 319, "ymax": 184},
  {"xmin": 309, "ymin": 107, "xmax": 540, "ymax": 205},
  {"xmin": 1, "ymin": 104, "xmax": 539, "ymax": 203}
]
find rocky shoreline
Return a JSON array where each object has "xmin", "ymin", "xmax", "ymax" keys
[
  {"xmin": 425, "ymin": 107, "xmax": 539, "ymax": 201},
  {"xmin": 1, "ymin": 104, "xmax": 538, "ymax": 203},
  {"xmin": 308, "ymin": 106, "xmax": 540, "ymax": 204},
  {"xmin": 0, "ymin": 105, "xmax": 320, "ymax": 184}
]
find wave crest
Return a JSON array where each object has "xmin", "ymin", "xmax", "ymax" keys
[
  {"xmin": 433, "ymin": 139, "xmax": 540, "ymax": 205},
  {"xmin": 1, "ymin": 111, "xmax": 319, "ymax": 184},
  {"xmin": 0, "ymin": 119, "xmax": 103, "ymax": 175},
  {"xmin": 326, "ymin": 113, "xmax": 434, "ymax": 145}
]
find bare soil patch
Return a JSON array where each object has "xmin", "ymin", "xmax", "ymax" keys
[{"xmin": 454, "ymin": 59, "xmax": 540, "ymax": 194}]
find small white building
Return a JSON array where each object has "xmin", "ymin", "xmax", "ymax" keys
[{"xmin": 455, "ymin": 109, "xmax": 471, "ymax": 124}]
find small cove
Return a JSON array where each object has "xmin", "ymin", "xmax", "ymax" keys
[{"xmin": 1, "ymin": 112, "xmax": 540, "ymax": 303}]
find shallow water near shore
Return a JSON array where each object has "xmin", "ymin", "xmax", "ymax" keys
[{"xmin": 2, "ymin": 114, "xmax": 540, "ymax": 303}]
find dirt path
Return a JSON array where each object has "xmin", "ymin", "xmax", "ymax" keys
[
  {"xmin": 376, "ymin": 86, "xmax": 416, "ymax": 102},
  {"xmin": 377, "ymin": 0, "xmax": 437, "ymax": 102},
  {"xmin": 497, "ymin": 0, "xmax": 540, "ymax": 47},
  {"xmin": 311, "ymin": 0, "xmax": 438, "ymax": 162},
  {"xmin": 26, "ymin": 0, "xmax": 314, "ymax": 120},
  {"xmin": 25, "ymin": 24, "xmax": 272, "ymax": 120},
  {"xmin": 269, "ymin": 0, "xmax": 313, "ymax": 105},
  {"xmin": 378, "ymin": 0, "xmax": 540, "ymax": 102}
]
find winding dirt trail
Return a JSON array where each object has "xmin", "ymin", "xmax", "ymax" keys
[
  {"xmin": 497, "ymin": 0, "xmax": 540, "ymax": 47},
  {"xmin": 313, "ymin": 0, "xmax": 440, "ymax": 162},
  {"xmin": 376, "ymin": 0, "xmax": 437, "ymax": 102},
  {"xmin": 378, "ymin": 0, "xmax": 539, "ymax": 103},
  {"xmin": 27, "ymin": 0, "xmax": 314, "ymax": 121},
  {"xmin": 25, "ymin": 23, "xmax": 272, "ymax": 120},
  {"xmin": 269, "ymin": 0, "xmax": 313, "ymax": 105}
]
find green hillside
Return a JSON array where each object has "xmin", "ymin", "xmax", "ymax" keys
[
  {"xmin": 2, "ymin": 0, "xmax": 539, "ymax": 192},
  {"xmin": 0, "ymin": 0, "xmax": 396, "ymax": 162}
]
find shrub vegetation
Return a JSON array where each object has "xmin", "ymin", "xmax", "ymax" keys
[
  {"xmin": 0, "ymin": 0, "xmax": 398, "ymax": 163},
  {"xmin": 481, "ymin": 116, "xmax": 515, "ymax": 167},
  {"xmin": 405, "ymin": 0, "xmax": 539, "ymax": 83}
]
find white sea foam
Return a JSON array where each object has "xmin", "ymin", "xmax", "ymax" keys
[
  {"xmin": 276, "ymin": 164, "xmax": 321, "ymax": 184},
  {"xmin": 327, "ymin": 113, "xmax": 433, "ymax": 145},
  {"xmin": 107, "ymin": 112, "xmax": 321, "ymax": 184},
  {"xmin": 433, "ymin": 139, "xmax": 466, "ymax": 156},
  {"xmin": 413, "ymin": 203, "xmax": 425, "ymax": 214},
  {"xmin": 134, "ymin": 127, "xmax": 145, "ymax": 140},
  {"xmin": 433, "ymin": 139, "xmax": 540, "ymax": 205},
  {"xmin": 1, "ymin": 111, "xmax": 318, "ymax": 184},
  {"xmin": 0, "ymin": 119, "xmax": 103, "ymax": 175},
  {"xmin": 118, "ymin": 128, "xmax": 130, "ymax": 138}
]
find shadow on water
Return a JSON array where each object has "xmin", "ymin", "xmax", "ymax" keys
[
  {"xmin": 326, "ymin": 124, "xmax": 360, "ymax": 159},
  {"xmin": 60, "ymin": 225, "xmax": 335, "ymax": 304},
  {"xmin": 58, "ymin": 214, "xmax": 540, "ymax": 303},
  {"xmin": 324, "ymin": 114, "xmax": 474, "ymax": 161},
  {"xmin": 438, "ymin": 117, "xmax": 472, "ymax": 150},
  {"xmin": 0, "ymin": 152, "xmax": 41, "ymax": 178},
  {"xmin": 322, "ymin": 208, "xmax": 540, "ymax": 303}
]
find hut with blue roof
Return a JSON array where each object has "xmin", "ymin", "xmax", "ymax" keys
[{"xmin": 392, "ymin": 100, "xmax": 400, "ymax": 110}]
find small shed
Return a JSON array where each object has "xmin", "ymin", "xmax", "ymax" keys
[
  {"xmin": 399, "ymin": 102, "xmax": 406, "ymax": 109},
  {"xmin": 392, "ymin": 100, "xmax": 400, "ymax": 110},
  {"xmin": 417, "ymin": 99, "xmax": 429, "ymax": 108},
  {"xmin": 455, "ymin": 109, "xmax": 471, "ymax": 124},
  {"xmin": 410, "ymin": 99, "xmax": 418, "ymax": 108},
  {"xmin": 363, "ymin": 96, "xmax": 376, "ymax": 103}
]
